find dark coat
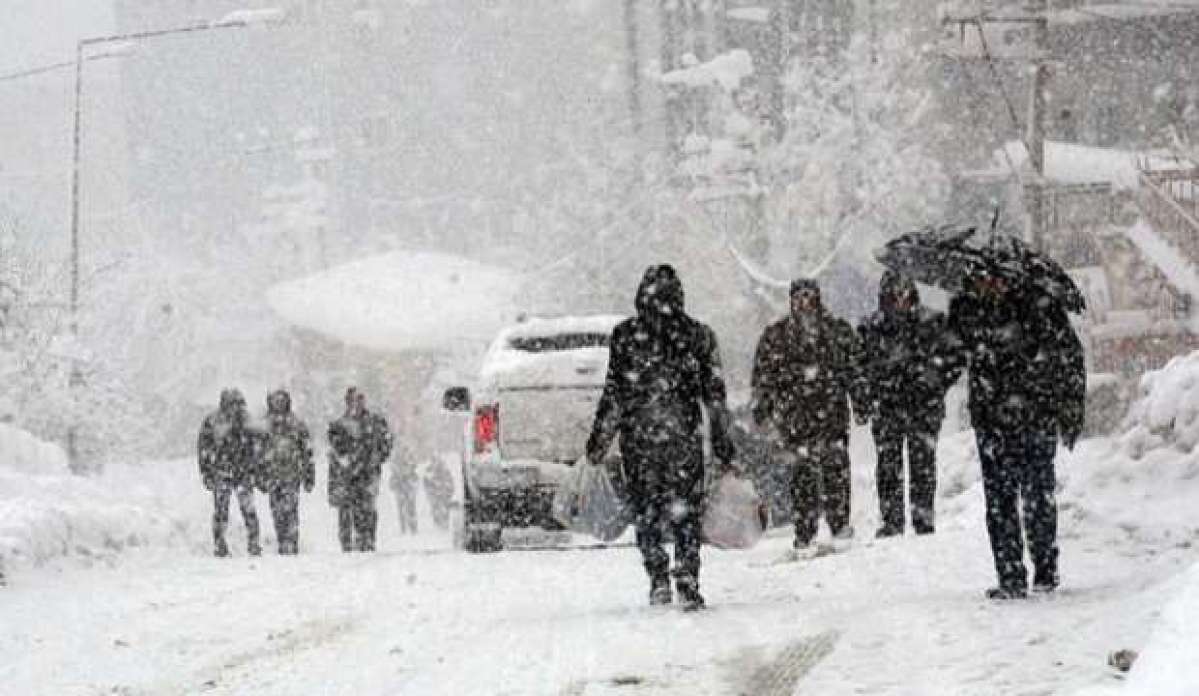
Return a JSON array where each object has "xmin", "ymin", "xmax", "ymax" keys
[
  {"xmin": 857, "ymin": 273, "xmax": 962, "ymax": 422},
  {"xmin": 751, "ymin": 306, "xmax": 864, "ymax": 444},
  {"xmin": 328, "ymin": 409, "xmax": 393, "ymax": 484},
  {"xmin": 260, "ymin": 414, "xmax": 314, "ymax": 491},
  {"xmin": 198, "ymin": 407, "xmax": 257, "ymax": 488},
  {"xmin": 586, "ymin": 265, "xmax": 735, "ymax": 499},
  {"xmin": 948, "ymin": 286, "xmax": 1086, "ymax": 445}
]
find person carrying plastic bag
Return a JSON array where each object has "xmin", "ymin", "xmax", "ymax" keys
[{"xmin": 702, "ymin": 473, "xmax": 769, "ymax": 550}]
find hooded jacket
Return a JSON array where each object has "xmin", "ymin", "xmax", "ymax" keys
[
  {"xmin": 856, "ymin": 271, "xmax": 961, "ymax": 421},
  {"xmin": 751, "ymin": 280, "xmax": 864, "ymax": 444},
  {"xmin": 197, "ymin": 388, "xmax": 257, "ymax": 486},
  {"xmin": 585, "ymin": 265, "xmax": 735, "ymax": 489},
  {"xmin": 259, "ymin": 389, "xmax": 315, "ymax": 490}
]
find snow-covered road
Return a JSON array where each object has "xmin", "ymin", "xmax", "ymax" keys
[{"xmin": 2, "ymin": 502, "xmax": 1190, "ymax": 695}]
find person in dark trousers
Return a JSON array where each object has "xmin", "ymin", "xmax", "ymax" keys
[
  {"xmin": 423, "ymin": 457, "xmax": 455, "ymax": 530},
  {"xmin": 389, "ymin": 444, "xmax": 419, "ymax": 535},
  {"xmin": 858, "ymin": 271, "xmax": 962, "ymax": 537},
  {"xmin": 751, "ymin": 278, "xmax": 865, "ymax": 553},
  {"xmin": 327, "ymin": 388, "xmax": 393, "ymax": 552},
  {"xmin": 258, "ymin": 389, "xmax": 315, "ymax": 554},
  {"xmin": 948, "ymin": 268, "xmax": 1085, "ymax": 599},
  {"xmin": 198, "ymin": 388, "xmax": 261, "ymax": 557},
  {"xmin": 586, "ymin": 264, "xmax": 737, "ymax": 611}
]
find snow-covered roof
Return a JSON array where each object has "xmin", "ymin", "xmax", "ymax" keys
[
  {"xmin": 266, "ymin": 251, "xmax": 525, "ymax": 352},
  {"xmin": 727, "ymin": 6, "xmax": 770, "ymax": 23},
  {"xmin": 499, "ymin": 314, "xmax": 624, "ymax": 341},
  {"xmin": 999, "ymin": 140, "xmax": 1178, "ymax": 190},
  {"xmin": 661, "ymin": 50, "xmax": 755, "ymax": 91},
  {"xmin": 1124, "ymin": 220, "xmax": 1199, "ymax": 310}
]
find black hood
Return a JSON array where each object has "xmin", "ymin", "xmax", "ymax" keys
[
  {"xmin": 879, "ymin": 270, "xmax": 919, "ymax": 314},
  {"xmin": 634, "ymin": 264, "xmax": 685, "ymax": 323},
  {"xmin": 267, "ymin": 389, "xmax": 291, "ymax": 415}
]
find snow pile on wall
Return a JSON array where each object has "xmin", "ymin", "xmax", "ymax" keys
[
  {"xmin": 1120, "ymin": 351, "xmax": 1199, "ymax": 457},
  {"xmin": 1123, "ymin": 561, "xmax": 1199, "ymax": 695},
  {"xmin": 0, "ymin": 422, "xmax": 70, "ymax": 476},
  {"xmin": 0, "ymin": 427, "xmax": 205, "ymax": 573}
]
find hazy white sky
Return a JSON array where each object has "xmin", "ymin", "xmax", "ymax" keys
[{"xmin": 1, "ymin": 0, "xmax": 114, "ymax": 70}]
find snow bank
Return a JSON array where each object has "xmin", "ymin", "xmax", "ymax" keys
[
  {"xmin": 0, "ymin": 422, "xmax": 70, "ymax": 476},
  {"xmin": 1122, "ymin": 561, "xmax": 1199, "ymax": 695},
  {"xmin": 1120, "ymin": 351, "xmax": 1199, "ymax": 457},
  {"xmin": 0, "ymin": 426, "xmax": 205, "ymax": 574}
]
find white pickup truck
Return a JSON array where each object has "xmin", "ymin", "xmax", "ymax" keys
[{"xmin": 442, "ymin": 315, "xmax": 624, "ymax": 552}]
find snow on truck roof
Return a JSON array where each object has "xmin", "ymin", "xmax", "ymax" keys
[
  {"xmin": 498, "ymin": 314, "xmax": 625, "ymax": 340},
  {"xmin": 266, "ymin": 251, "xmax": 524, "ymax": 352}
]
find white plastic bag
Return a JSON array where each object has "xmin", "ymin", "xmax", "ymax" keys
[
  {"xmin": 552, "ymin": 458, "xmax": 632, "ymax": 542},
  {"xmin": 702, "ymin": 474, "xmax": 768, "ymax": 550}
]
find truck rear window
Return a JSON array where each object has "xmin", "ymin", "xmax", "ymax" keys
[{"xmin": 507, "ymin": 332, "xmax": 609, "ymax": 352}]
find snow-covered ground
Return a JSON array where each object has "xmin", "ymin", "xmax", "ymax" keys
[{"xmin": 3, "ymin": 358, "xmax": 1199, "ymax": 694}]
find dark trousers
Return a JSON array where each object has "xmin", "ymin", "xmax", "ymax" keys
[
  {"xmin": 873, "ymin": 413, "xmax": 939, "ymax": 534},
  {"xmin": 633, "ymin": 487, "xmax": 703, "ymax": 588},
  {"xmin": 213, "ymin": 480, "xmax": 259, "ymax": 554},
  {"xmin": 337, "ymin": 481, "xmax": 379, "ymax": 552},
  {"xmin": 782, "ymin": 434, "xmax": 851, "ymax": 546},
  {"xmin": 624, "ymin": 440, "xmax": 704, "ymax": 589},
  {"xmin": 975, "ymin": 426, "xmax": 1060, "ymax": 591},
  {"xmin": 269, "ymin": 486, "xmax": 301, "ymax": 554},
  {"xmin": 394, "ymin": 486, "xmax": 418, "ymax": 534}
]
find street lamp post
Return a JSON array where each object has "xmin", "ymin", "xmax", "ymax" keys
[{"xmin": 65, "ymin": 11, "xmax": 283, "ymax": 471}]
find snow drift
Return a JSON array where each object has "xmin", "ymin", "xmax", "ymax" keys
[
  {"xmin": 0, "ymin": 425, "xmax": 205, "ymax": 574},
  {"xmin": 1120, "ymin": 351, "xmax": 1199, "ymax": 458}
]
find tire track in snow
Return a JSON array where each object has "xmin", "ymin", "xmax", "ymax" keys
[{"xmin": 731, "ymin": 631, "xmax": 840, "ymax": 696}]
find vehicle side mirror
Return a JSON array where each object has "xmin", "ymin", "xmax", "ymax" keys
[{"xmin": 442, "ymin": 386, "xmax": 471, "ymax": 412}]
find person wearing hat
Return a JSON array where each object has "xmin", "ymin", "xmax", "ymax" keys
[
  {"xmin": 197, "ymin": 388, "xmax": 262, "ymax": 557},
  {"xmin": 327, "ymin": 387, "xmax": 393, "ymax": 552},
  {"xmin": 751, "ymin": 278, "xmax": 866, "ymax": 554},
  {"xmin": 857, "ymin": 271, "xmax": 961, "ymax": 538}
]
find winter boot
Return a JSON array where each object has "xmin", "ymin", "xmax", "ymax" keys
[
  {"xmin": 985, "ymin": 586, "xmax": 1028, "ymax": 601},
  {"xmin": 675, "ymin": 576, "xmax": 705, "ymax": 612},
  {"xmin": 1032, "ymin": 569, "xmax": 1059, "ymax": 594},
  {"xmin": 875, "ymin": 526, "xmax": 902, "ymax": 539},
  {"xmin": 649, "ymin": 575, "xmax": 672, "ymax": 606}
]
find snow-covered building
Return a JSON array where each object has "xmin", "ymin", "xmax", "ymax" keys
[{"xmin": 934, "ymin": 1, "xmax": 1199, "ymax": 167}]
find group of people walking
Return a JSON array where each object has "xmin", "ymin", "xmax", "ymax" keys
[
  {"xmin": 586, "ymin": 262, "xmax": 1084, "ymax": 610},
  {"xmin": 197, "ymin": 386, "xmax": 393, "ymax": 556}
]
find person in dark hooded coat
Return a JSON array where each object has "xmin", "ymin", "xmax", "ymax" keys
[
  {"xmin": 751, "ymin": 278, "xmax": 865, "ymax": 552},
  {"xmin": 585, "ymin": 264, "xmax": 737, "ymax": 611},
  {"xmin": 197, "ymin": 388, "xmax": 261, "ymax": 557},
  {"xmin": 948, "ymin": 268, "xmax": 1085, "ymax": 599},
  {"xmin": 258, "ymin": 389, "xmax": 315, "ymax": 554},
  {"xmin": 327, "ymin": 388, "xmax": 393, "ymax": 552},
  {"xmin": 857, "ymin": 271, "xmax": 962, "ymax": 537}
]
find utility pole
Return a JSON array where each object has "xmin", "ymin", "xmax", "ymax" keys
[
  {"xmin": 941, "ymin": 1, "xmax": 1053, "ymax": 251},
  {"xmin": 1026, "ymin": 0, "xmax": 1050, "ymax": 252}
]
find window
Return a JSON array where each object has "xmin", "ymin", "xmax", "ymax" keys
[{"xmin": 507, "ymin": 333, "xmax": 610, "ymax": 353}]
